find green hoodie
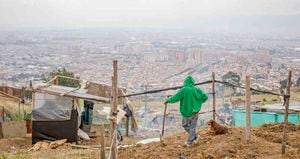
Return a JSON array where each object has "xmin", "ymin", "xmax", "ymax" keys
[{"xmin": 165, "ymin": 76, "xmax": 208, "ymax": 117}]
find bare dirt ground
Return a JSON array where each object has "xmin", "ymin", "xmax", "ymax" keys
[
  {"xmin": 0, "ymin": 137, "xmax": 32, "ymax": 154},
  {"xmin": 119, "ymin": 123, "xmax": 300, "ymax": 159},
  {"xmin": 0, "ymin": 123, "xmax": 299, "ymax": 159},
  {"xmin": 0, "ymin": 135, "xmax": 140, "ymax": 159}
]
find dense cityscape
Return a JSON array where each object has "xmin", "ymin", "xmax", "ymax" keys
[
  {"xmin": 1, "ymin": 29, "xmax": 299, "ymax": 95},
  {"xmin": 1, "ymin": 0, "xmax": 300, "ymax": 158}
]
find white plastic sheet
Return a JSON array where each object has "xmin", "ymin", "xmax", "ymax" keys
[
  {"xmin": 32, "ymin": 92, "xmax": 73, "ymax": 121},
  {"xmin": 78, "ymin": 129, "xmax": 90, "ymax": 140},
  {"xmin": 136, "ymin": 138, "xmax": 160, "ymax": 144},
  {"xmin": 96, "ymin": 106, "xmax": 126, "ymax": 123}
]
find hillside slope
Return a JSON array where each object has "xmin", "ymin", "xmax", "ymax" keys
[{"xmin": 119, "ymin": 123, "xmax": 300, "ymax": 159}]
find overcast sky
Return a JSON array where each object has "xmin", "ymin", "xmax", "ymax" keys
[{"xmin": 0, "ymin": 0, "xmax": 299, "ymax": 34}]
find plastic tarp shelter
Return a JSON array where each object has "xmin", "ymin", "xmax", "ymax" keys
[
  {"xmin": 32, "ymin": 84, "xmax": 110, "ymax": 143},
  {"xmin": 33, "ymin": 92, "xmax": 73, "ymax": 121},
  {"xmin": 33, "ymin": 85, "xmax": 110, "ymax": 121}
]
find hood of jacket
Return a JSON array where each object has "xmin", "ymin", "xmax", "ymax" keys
[{"xmin": 183, "ymin": 76, "xmax": 195, "ymax": 87}]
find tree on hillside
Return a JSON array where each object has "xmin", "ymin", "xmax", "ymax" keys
[
  {"xmin": 222, "ymin": 71, "xmax": 241, "ymax": 96},
  {"xmin": 44, "ymin": 68, "xmax": 80, "ymax": 88},
  {"xmin": 222, "ymin": 71, "xmax": 241, "ymax": 86}
]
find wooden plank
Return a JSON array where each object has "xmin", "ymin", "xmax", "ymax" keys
[
  {"xmin": 0, "ymin": 123, "xmax": 3, "ymax": 138},
  {"xmin": 0, "ymin": 107, "xmax": 4, "ymax": 137},
  {"xmin": 18, "ymin": 102, "xmax": 21, "ymax": 120},
  {"xmin": 100, "ymin": 123, "xmax": 105, "ymax": 159},
  {"xmin": 212, "ymin": 72, "xmax": 216, "ymax": 120},
  {"xmin": 0, "ymin": 90, "xmax": 20, "ymax": 100},
  {"xmin": 1, "ymin": 107, "xmax": 4, "ymax": 121},
  {"xmin": 245, "ymin": 76, "xmax": 251, "ymax": 142},
  {"xmin": 55, "ymin": 76, "xmax": 59, "ymax": 85},
  {"xmin": 161, "ymin": 103, "xmax": 168, "ymax": 137},
  {"xmin": 282, "ymin": 70, "xmax": 292, "ymax": 155},
  {"xmin": 46, "ymin": 75, "xmax": 58, "ymax": 84},
  {"xmin": 125, "ymin": 117, "xmax": 129, "ymax": 137},
  {"xmin": 34, "ymin": 88, "xmax": 109, "ymax": 103}
]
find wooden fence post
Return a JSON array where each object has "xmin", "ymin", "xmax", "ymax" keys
[
  {"xmin": 55, "ymin": 76, "xmax": 59, "ymax": 85},
  {"xmin": 110, "ymin": 60, "xmax": 118, "ymax": 159},
  {"xmin": 282, "ymin": 70, "xmax": 292, "ymax": 155},
  {"xmin": 212, "ymin": 72, "xmax": 216, "ymax": 120},
  {"xmin": 18, "ymin": 101, "xmax": 21, "ymax": 120},
  {"xmin": 126, "ymin": 117, "xmax": 129, "ymax": 137},
  {"xmin": 245, "ymin": 76, "xmax": 251, "ymax": 142},
  {"xmin": 100, "ymin": 123, "xmax": 105, "ymax": 159},
  {"xmin": 2, "ymin": 107, "xmax": 4, "ymax": 121},
  {"xmin": 0, "ymin": 106, "xmax": 4, "ymax": 139}
]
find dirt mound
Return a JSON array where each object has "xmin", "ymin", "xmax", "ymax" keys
[
  {"xmin": 257, "ymin": 123, "xmax": 297, "ymax": 132},
  {"xmin": 119, "ymin": 124, "xmax": 300, "ymax": 159},
  {"xmin": 253, "ymin": 123, "xmax": 299, "ymax": 146}
]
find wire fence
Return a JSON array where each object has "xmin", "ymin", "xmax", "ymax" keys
[
  {"xmin": 118, "ymin": 77, "xmax": 300, "ymax": 138},
  {"xmin": 119, "ymin": 79, "xmax": 285, "ymax": 99},
  {"xmin": 119, "ymin": 80, "xmax": 213, "ymax": 98}
]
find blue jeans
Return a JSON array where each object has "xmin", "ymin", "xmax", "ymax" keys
[{"xmin": 182, "ymin": 114, "xmax": 198, "ymax": 145}]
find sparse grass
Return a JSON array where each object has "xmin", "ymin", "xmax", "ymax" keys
[
  {"xmin": 229, "ymin": 88, "xmax": 300, "ymax": 105},
  {"xmin": 0, "ymin": 153, "xmax": 26, "ymax": 159},
  {"xmin": 291, "ymin": 88, "xmax": 300, "ymax": 101},
  {"xmin": 0, "ymin": 96, "xmax": 31, "ymax": 116},
  {"xmin": 4, "ymin": 110, "xmax": 31, "ymax": 121}
]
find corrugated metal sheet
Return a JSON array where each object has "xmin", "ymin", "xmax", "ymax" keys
[{"xmin": 35, "ymin": 85, "xmax": 110, "ymax": 103}]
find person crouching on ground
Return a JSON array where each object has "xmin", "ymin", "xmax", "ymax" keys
[{"xmin": 164, "ymin": 76, "xmax": 208, "ymax": 146}]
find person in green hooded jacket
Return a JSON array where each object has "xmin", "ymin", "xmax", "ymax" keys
[{"xmin": 165, "ymin": 76, "xmax": 208, "ymax": 146}]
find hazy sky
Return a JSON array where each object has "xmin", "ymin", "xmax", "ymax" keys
[{"xmin": 0, "ymin": 0, "xmax": 299, "ymax": 34}]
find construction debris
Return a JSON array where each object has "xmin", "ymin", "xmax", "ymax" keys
[
  {"xmin": 29, "ymin": 139, "xmax": 67, "ymax": 151},
  {"xmin": 28, "ymin": 141, "xmax": 43, "ymax": 152},
  {"xmin": 136, "ymin": 138, "xmax": 160, "ymax": 145},
  {"xmin": 49, "ymin": 139, "xmax": 67, "ymax": 149}
]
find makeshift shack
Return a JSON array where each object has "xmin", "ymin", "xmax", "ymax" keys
[
  {"xmin": 84, "ymin": 82, "xmax": 138, "ymax": 133},
  {"xmin": 84, "ymin": 81, "xmax": 125, "ymax": 104},
  {"xmin": 32, "ymin": 84, "xmax": 109, "ymax": 144}
]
